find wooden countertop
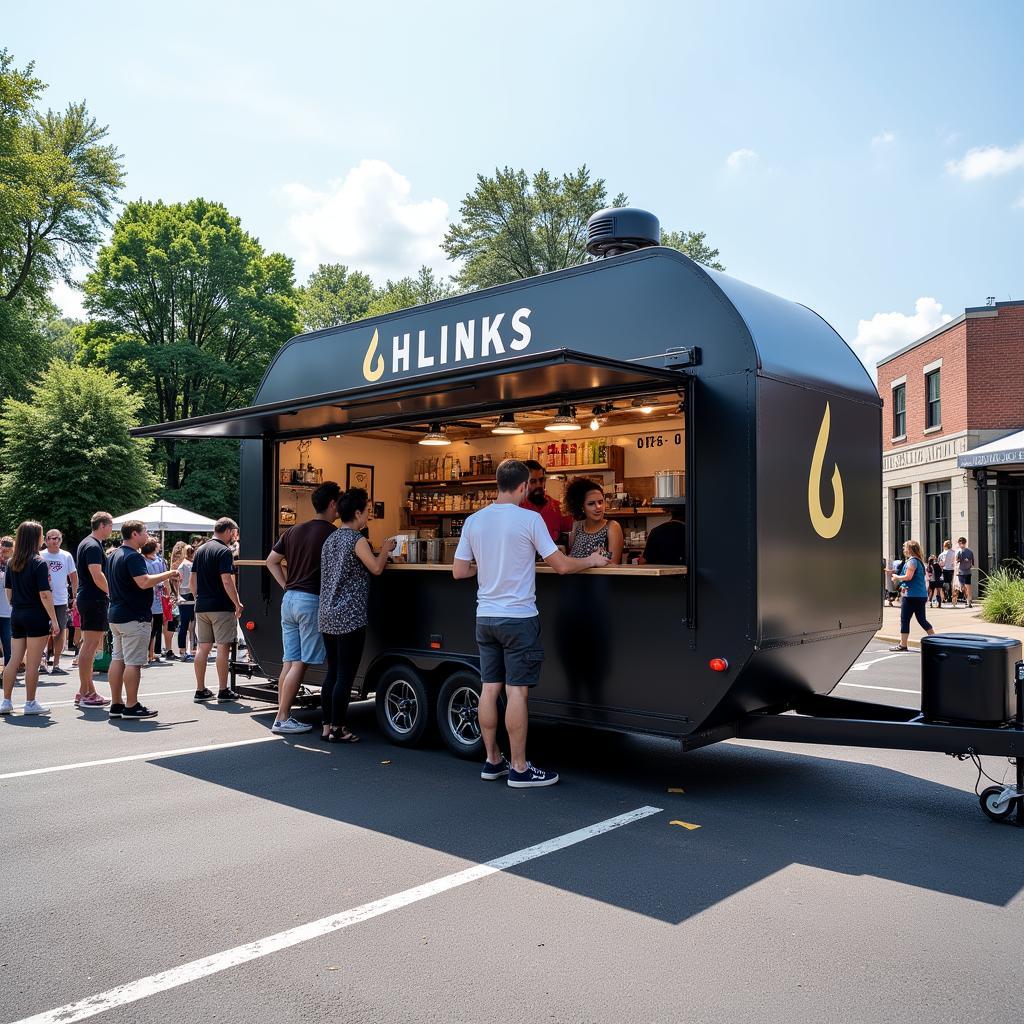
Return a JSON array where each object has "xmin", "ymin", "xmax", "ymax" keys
[{"xmin": 235, "ymin": 559, "xmax": 685, "ymax": 576}]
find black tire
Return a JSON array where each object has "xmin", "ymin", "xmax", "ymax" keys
[
  {"xmin": 436, "ymin": 671, "xmax": 485, "ymax": 760},
  {"xmin": 375, "ymin": 664, "xmax": 432, "ymax": 747},
  {"xmin": 979, "ymin": 785, "xmax": 1018, "ymax": 822}
]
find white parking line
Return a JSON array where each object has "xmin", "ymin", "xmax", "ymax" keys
[
  {"xmin": 0, "ymin": 736, "xmax": 280, "ymax": 780},
  {"xmin": 837, "ymin": 681, "xmax": 920, "ymax": 695},
  {"xmin": 8, "ymin": 805, "xmax": 663, "ymax": 1024},
  {"xmin": 850, "ymin": 653, "xmax": 905, "ymax": 671}
]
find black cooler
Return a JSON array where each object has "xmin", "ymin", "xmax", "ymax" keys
[{"xmin": 921, "ymin": 633, "xmax": 1021, "ymax": 726}]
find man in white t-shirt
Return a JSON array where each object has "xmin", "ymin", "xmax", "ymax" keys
[
  {"xmin": 940, "ymin": 540, "xmax": 956, "ymax": 603},
  {"xmin": 42, "ymin": 529, "xmax": 78, "ymax": 676},
  {"xmin": 453, "ymin": 459, "xmax": 610, "ymax": 788}
]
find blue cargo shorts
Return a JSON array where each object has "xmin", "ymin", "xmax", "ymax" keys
[
  {"xmin": 475, "ymin": 616, "xmax": 543, "ymax": 687},
  {"xmin": 281, "ymin": 590, "xmax": 326, "ymax": 665}
]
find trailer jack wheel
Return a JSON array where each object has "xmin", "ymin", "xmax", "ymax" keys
[{"xmin": 979, "ymin": 785, "xmax": 1020, "ymax": 822}]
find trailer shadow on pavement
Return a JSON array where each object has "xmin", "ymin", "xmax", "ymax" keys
[{"xmin": 158, "ymin": 703, "xmax": 1024, "ymax": 925}]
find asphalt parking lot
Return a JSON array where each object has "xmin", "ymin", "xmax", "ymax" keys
[{"xmin": 3, "ymin": 641, "xmax": 1023, "ymax": 1024}]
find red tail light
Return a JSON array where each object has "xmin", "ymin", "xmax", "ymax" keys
[
  {"xmin": 709, "ymin": 658, "xmax": 729, "ymax": 673},
  {"xmin": 245, "ymin": 620, "xmax": 256, "ymax": 631}
]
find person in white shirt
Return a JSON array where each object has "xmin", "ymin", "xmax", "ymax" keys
[
  {"xmin": 453, "ymin": 459, "xmax": 610, "ymax": 788},
  {"xmin": 940, "ymin": 540, "xmax": 956, "ymax": 604},
  {"xmin": 42, "ymin": 529, "xmax": 77, "ymax": 676}
]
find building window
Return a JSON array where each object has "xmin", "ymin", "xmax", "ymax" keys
[
  {"xmin": 892, "ymin": 383, "xmax": 906, "ymax": 438},
  {"xmin": 893, "ymin": 486, "xmax": 912, "ymax": 558},
  {"xmin": 925, "ymin": 369, "xmax": 941, "ymax": 429},
  {"xmin": 925, "ymin": 480, "xmax": 951, "ymax": 559}
]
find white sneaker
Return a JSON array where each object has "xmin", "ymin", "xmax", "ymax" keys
[
  {"xmin": 23, "ymin": 700, "xmax": 51, "ymax": 716},
  {"xmin": 271, "ymin": 717, "xmax": 312, "ymax": 734},
  {"xmin": 0, "ymin": 698, "xmax": 13, "ymax": 715}
]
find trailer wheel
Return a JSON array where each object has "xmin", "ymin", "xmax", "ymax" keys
[
  {"xmin": 979, "ymin": 785, "xmax": 1018, "ymax": 822},
  {"xmin": 375, "ymin": 665, "xmax": 431, "ymax": 747},
  {"xmin": 436, "ymin": 671, "xmax": 485, "ymax": 760}
]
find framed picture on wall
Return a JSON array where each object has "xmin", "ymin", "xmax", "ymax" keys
[{"xmin": 346, "ymin": 463, "xmax": 374, "ymax": 502}]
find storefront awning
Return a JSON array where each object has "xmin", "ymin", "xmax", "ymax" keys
[
  {"xmin": 958, "ymin": 428, "xmax": 1024, "ymax": 469},
  {"xmin": 131, "ymin": 349, "xmax": 688, "ymax": 441}
]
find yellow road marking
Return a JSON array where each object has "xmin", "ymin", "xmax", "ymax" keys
[{"xmin": 669, "ymin": 820, "xmax": 701, "ymax": 830}]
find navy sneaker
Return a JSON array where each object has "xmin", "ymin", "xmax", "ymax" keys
[
  {"xmin": 108, "ymin": 703, "xmax": 125, "ymax": 719},
  {"xmin": 121, "ymin": 703, "xmax": 157, "ymax": 720},
  {"xmin": 480, "ymin": 756, "xmax": 510, "ymax": 781},
  {"xmin": 507, "ymin": 762, "xmax": 559, "ymax": 788},
  {"xmin": 217, "ymin": 688, "xmax": 239, "ymax": 702},
  {"xmin": 194, "ymin": 688, "xmax": 215, "ymax": 703}
]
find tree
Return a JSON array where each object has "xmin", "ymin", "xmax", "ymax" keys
[
  {"xmin": 443, "ymin": 166, "xmax": 626, "ymax": 290},
  {"xmin": 0, "ymin": 294, "xmax": 59, "ymax": 401},
  {"xmin": 82, "ymin": 198, "xmax": 299, "ymax": 493},
  {"xmin": 660, "ymin": 229, "xmax": 725, "ymax": 271},
  {"xmin": 0, "ymin": 50, "xmax": 124, "ymax": 306},
  {"xmin": 296, "ymin": 263, "xmax": 376, "ymax": 331},
  {"xmin": 0, "ymin": 361, "xmax": 157, "ymax": 540},
  {"xmin": 364, "ymin": 265, "xmax": 455, "ymax": 318}
]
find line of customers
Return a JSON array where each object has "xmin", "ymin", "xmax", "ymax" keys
[{"xmin": 1, "ymin": 513, "xmax": 243, "ymax": 718}]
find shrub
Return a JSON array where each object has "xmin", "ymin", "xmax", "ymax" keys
[{"xmin": 979, "ymin": 562, "xmax": 1024, "ymax": 627}]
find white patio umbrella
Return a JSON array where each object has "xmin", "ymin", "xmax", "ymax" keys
[{"xmin": 112, "ymin": 499, "xmax": 217, "ymax": 547}]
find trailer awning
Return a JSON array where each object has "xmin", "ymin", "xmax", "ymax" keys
[
  {"xmin": 131, "ymin": 349, "xmax": 688, "ymax": 440},
  {"xmin": 958, "ymin": 428, "xmax": 1024, "ymax": 469}
]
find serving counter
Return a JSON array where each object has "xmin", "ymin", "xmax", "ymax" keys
[{"xmin": 236, "ymin": 559, "xmax": 685, "ymax": 576}]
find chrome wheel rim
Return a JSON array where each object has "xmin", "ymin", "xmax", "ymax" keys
[
  {"xmin": 384, "ymin": 679, "xmax": 420, "ymax": 735},
  {"xmin": 446, "ymin": 685, "xmax": 481, "ymax": 747}
]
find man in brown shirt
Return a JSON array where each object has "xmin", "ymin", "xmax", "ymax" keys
[{"xmin": 265, "ymin": 481, "xmax": 340, "ymax": 734}]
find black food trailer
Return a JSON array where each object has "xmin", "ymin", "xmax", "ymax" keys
[{"xmin": 134, "ymin": 208, "xmax": 1024, "ymax": 824}]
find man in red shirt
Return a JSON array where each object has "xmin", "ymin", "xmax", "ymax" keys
[{"xmin": 520, "ymin": 461, "xmax": 571, "ymax": 544}]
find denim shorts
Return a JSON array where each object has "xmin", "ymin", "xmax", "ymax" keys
[
  {"xmin": 475, "ymin": 616, "xmax": 543, "ymax": 687},
  {"xmin": 281, "ymin": 590, "xmax": 326, "ymax": 665}
]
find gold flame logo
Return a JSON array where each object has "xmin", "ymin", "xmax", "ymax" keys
[
  {"xmin": 362, "ymin": 328, "xmax": 384, "ymax": 382},
  {"xmin": 808, "ymin": 402, "xmax": 844, "ymax": 539}
]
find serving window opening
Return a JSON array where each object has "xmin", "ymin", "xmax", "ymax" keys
[{"xmin": 273, "ymin": 388, "xmax": 687, "ymax": 568}]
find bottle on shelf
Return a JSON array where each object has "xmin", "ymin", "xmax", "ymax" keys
[
  {"xmin": 569, "ymin": 441, "xmax": 577, "ymax": 466},
  {"xmin": 453, "ymin": 457, "xmax": 462, "ymax": 480},
  {"xmin": 560, "ymin": 439, "xmax": 568, "ymax": 467},
  {"xmin": 547, "ymin": 441, "xmax": 557, "ymax": 469}
]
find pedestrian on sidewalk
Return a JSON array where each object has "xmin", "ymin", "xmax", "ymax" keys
[
  {"xmin": 41, "ymin": 529, "xmax": 77, "ymax": 676},
  {"xmin": 927, "ymin": 554, "xmax": 944, "ymax": 608},
  {"xmin": 888, "ymin": 540, "xmax": 935, "ymax": 652},
  {"xmin": 172, "ymin": 544, "xmax": 195, "ymax": 661},
  {"xmin": 318, "ymin": 487, "xmax": 396, "ymax": 743},
  {"xmin": 452, "ymin": 459, "xmax": 611, "ymax": 788},
  {"xmin": 106, "ymin": 520, "xmax": 180, "ymax": 720},
  {"xmin": 265, "ymin": 482, "xmax": 340, "ymax": 734},
  {"xmin": 191, "ymin": 517, "xmax": 242, "ymax": 705},
  {"xmin": 1, "ymin": 521, "xmax": 60, "ymax": 716},
  {"xmin": 941, "ymin": 540, "xmax": 956, "ymax": 604},
  {"xmin": 955, "ymin": 537, "xmax": 976, "ymax": 608},
  {"xmin": 0, "ymin": 536, "xmax": 13, "ymax": 670},
  {"xmin": 74, "ymin": 511, "xmax": 114, "ymax": 709}
]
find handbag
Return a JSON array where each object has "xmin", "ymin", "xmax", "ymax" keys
[{"xmin": 161, "ymin": 593, "xmax": 174, "ymax": 622}]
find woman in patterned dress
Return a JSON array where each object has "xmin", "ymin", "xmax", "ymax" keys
[
  {"xmin": 318, "ymin": 488, "xmax": 396, "ymax": 742},
  {"xmin": 564, "ymin": 478, "xmax": 624, "ymax": 565}
]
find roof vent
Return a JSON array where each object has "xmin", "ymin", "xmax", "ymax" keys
[{"xmin": 586, "ymin": 207, "xmax": 660, "ymax": 258}]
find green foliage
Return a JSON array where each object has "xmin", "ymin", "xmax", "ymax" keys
[
  {"xmin": 443, "ymin": 166, "xmax": 626, "ymax": 290},
  {"xmin": 297, "ymin": 263, "xmax": 376, "ymax": 331},
  {"xmin": 660, "ymin": 229, "xmax": 725, "ymax": 271},
  {"xmin": 0, "ymin": 361, "xmax": 157, "ymax": 540},
  {"xmin": 364, "ymin": 265, "xmax": 454, "ymax": 318},
  {"xmin": 0, "ymin": 49, "xmax": 124, "ymax": 305},
  {"xmin": 979, "ymin": 563, "xmax": 1024, "ymax": 626},
  {"xmin": 162, "ymin": 439, "xmax": 239, "ymax": 520},
  {"xmin": 0, "ymin": 294, "xmax": 60, "ymax": 401},
  {"xmin": 82, "ymin": 197, "xmax": 300, "ymax": 490}
]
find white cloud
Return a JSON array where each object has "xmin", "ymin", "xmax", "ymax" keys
[
  {"xmin": 725, "ymin": 148, "xmax": 758, "ymax": 172},
  {"xmin": 946, "ymin": 142, "xmax": 1024, "ymax": 181},
  {"xmin": 49, "ymin": 278, "xmax": 88, "ymax": 321},
  {"xmin": 852, "ymin": 297, "xmax": 954, "ymax": 370},
  {"xmin": 281, "ymin": 160, "xmax": 450, "ymax": 282},
  {"xmin": 871, "ymin": 130, "xmax": 896, "ymax": 147}
]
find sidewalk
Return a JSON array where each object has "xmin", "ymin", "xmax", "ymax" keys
[{"xmin": 874, "ymin": 601, "xmax": 1024, "ymax": 649}]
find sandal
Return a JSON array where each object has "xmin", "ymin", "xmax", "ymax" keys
[{"xmin": 326, "ymin": 727, "xmax": 360, "ymax": 743}]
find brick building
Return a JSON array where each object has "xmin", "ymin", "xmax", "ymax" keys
[{"xmin": 877, "ymin": 299, "xmax": 1024, "ymax": 574}]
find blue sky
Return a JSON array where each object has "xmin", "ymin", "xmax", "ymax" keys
[{"xmin": 9, "ymin": 0, "xmax": 1023, "ymax": 371}]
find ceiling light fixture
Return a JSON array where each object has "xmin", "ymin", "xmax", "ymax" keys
[
  {"xmin": 545, "ymin": 405, "xmax": 581, "ymax": 432},
  {"xmin": 491, "ymin": 413, "xmax": 523, "ymax": 435},
  {"xmin": 419, "ymin": 422, "xmax": 451, "ymax": 446},
  {"xmin": 632, "ymin": 397, "xmax": 654, "ymax": 415}
]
